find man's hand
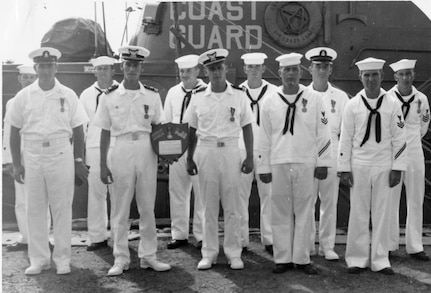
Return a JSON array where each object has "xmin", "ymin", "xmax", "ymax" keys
[
  {"xmin": 241, "ymin": 156, "xmax": 253, "ymax": 174},
  {"xmin": 389, "ymin": 170, "xmax": 402, "ymax": 188},
  {"xmin": 100, "ymin": 164, "xmax": 113, "ymax": 184},
  {"xmin": 12, "ymin": 164, "xmax": 25, "ymax": 184},
  {"xmin": 314, "ymin": 167, "xmax": 328, "ymax": 180},
  {"xmin": 259, "ymin": 173, "xmax": 272, "ymax": 183},
  {"xmin": 186, "ymin": 158, "xmax": 198, "ymax": 176},
  {"xmin": 339, "ymin": 172, "xmax": 353, "ymax": 187},
  {"xmin": 75, "ymin": 161, "xmax": 89, "ymax": 184}
]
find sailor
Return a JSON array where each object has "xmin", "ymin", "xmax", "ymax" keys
[
  {"xmin": 305, "ymin": 47, "xmax": 349, "ymax": 261},
  {"xmin": 183, "ymin": 48, "xmax": 254, "ymax": 270},
  {"xmin": 79, "ymin": 56, "xmax": 119, "ymax": 251},
  {"xmin": 5, "ymin": 47, "xmax": 89, "ymax": 275},
  {"xmin": 256, "ymin": 53, "xmax": 332, "ymax": 275},
  {"xmin": 94, "ymin": 45, "xmax": 171, "ymax": 276},
  {"xmin": 164, "ymin": 54, "xmax": 206, "ymax": 250},
  {"xmin": 387, "ymin": 59, "xmax": 430, "ymax": 261},
  {"xmin": 339, "ymin": 57, "xmax": 406, "ymax": 275},
  {"xmin": 3, "ymin": 64, "xmax": 51, "ymax": 252},
  {"xmin": 238, "ymin": 52, "xmax": 277, "ymax": 254}
]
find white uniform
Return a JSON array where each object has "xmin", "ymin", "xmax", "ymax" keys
[
  {"xmin": 5, "ymin": 79, "xmax": 88, "ymax": 268},
  {"xmin": 307, "ymin": 83, "xmax": 349, "ymax": 254},
  {"xmin": 80, "ymin": 81, "xmax": 118, "ymax": 244},
  {"xmin": 238, "ymin": 79, "xmax": 277, "ymax": 248},
  {"xmin": 94, "ymin": 81, "xmax": 164, "ymax": 267},
  {"xmin": 163, "ymin": 79, "xmax": 206, "ymax": 242},
  {"xmin": 387, "ymin": 85, "xmax": 430, "ymax": 253},
  {"xmin": 338, "ymin": 89, "xmax": 406, "ymax": 271},
  {"xmin": 183, "ymin": 82, "xmax": 253, "ymax": 261},
  {"xmin": 256, "ymin": 84, "xmax": 332, "ymax": 265}
]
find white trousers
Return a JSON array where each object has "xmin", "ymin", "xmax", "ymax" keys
[
  {"xmin": 388, "ymin": 159, "xmax": 425, "ymax": 253},
  {"xmin": 23, "ymin": 139, "xmax": 74, "ymax": 268},
  {"xmin": 169, "ymin": 154, "xmax": 204, "ymax": 242},
  {"xmin": 345, "ymin": 165, "xmax": 391, "ymax": 271},
  {"xmin": 110, "ymin": 136, "xmax": 158, "ymax": 266},
  {"xmin": 311, "ymin": 166, "xmax": 339, "ymax": 252},
  {"xmin": 271, "ymin": 163, "xmax": 315, "ymax": 265},
  {"xmin": 14, "ymin": 182, "xmax": 51, "ymax": 244},
  {"xmin": 196, "ymin": 143, "xmax": 242, "ymax": 260},
  {"xmin": 239, "ymin": 149, "xmax": 272, "ymax": 247},
  {"xmin": 86, "ymin": 147, "xmax": 111, "ymax": 243}
]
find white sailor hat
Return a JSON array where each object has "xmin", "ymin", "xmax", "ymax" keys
[
  {"xmin": 91, "ymin": 56, "xmax": 116, "ymax": 67},
  {"xmin": 389, "ymin": 59, "xmax": 417, "ymax": 72},
  {"xmin": 17, "ymin": 64, "xmax": 36, "ymax": 75},
  {"xmin": 118, "ymin": 45, "xmax": 150, "ymax": 61},
  {"xmin": 198, "ymin": 49, "xmax": 228, "ymax": 67},
  {"xmin": 355, "ymin": 57, "xmax": 385, "ymax": 71},
  {"xmin": 276, "ymin": 53, "xmax": 303, "ymax": 67},
  {"xmin": 29, "ymin": 47, "xmax": 61, "ymax": 64},
  {"xmin": 175, "ymin": 54, "xmax": 199, "ymax": 69},
  {"xmin": 241, "ymin": 52, "xmax": 268, "ymax": 65},
  {"xmin": 305, "ymin": 47, "xmax": 337, "ymax": 63}
]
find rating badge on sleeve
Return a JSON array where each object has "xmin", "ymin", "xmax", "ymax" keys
[{"xmin": 321, "ymin": 111, "xmax": 328, "ymax": 125}]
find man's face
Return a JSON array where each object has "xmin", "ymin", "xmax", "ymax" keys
[
  {"xmin": 309, "ymin": 62, "xmax": 332, "ymax": 81},
  {"xmin": 394, "ymin": 69, "xmax": 414, "ymax": 88},
  {"xmin": 179, "ymin": 66, "xmax": 200, "ymax": 85},
  {"xmin": 204, "ymin": 62, "xmax": 227, "ymax": 83},
  {"xmin": 359, "ymin": 69, "xmax": 383, "ymax": 92},
  {"xmin": 94, "ymin": 65, "xmax": 114, "ymax": 84},
  {"xmin": 278, "ymin": 65, "xmax": 301, "ymax": 87},
  {"xmin": 244, "ymin": 64, "xmax": 265, "ymax": 80},
  {"xmin": 121, "ymin": 60, "xmax": 142, "ymax": 82},
  {"xmin": 34, "ymin": 63, "xmax": 57, "ymax": 83},
  {"xmin": 18, "ymin": 73, "xmax": 37, "ymax": 88}
]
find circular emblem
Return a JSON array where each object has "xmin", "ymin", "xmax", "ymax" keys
[{"xmin": 264, "ymin": 2, "xmax": 322, "ymax": 49}]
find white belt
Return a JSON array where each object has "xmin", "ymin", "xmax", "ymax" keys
[
  {"xmin": 24, "ymin": 137, "xmax": 70, "ymax": 147},
  {"xmin": 116, "ymin": 132, "xmax": 148, "ymax": 141},
  {"xmin": 198, "ymin": 139, "xmax": 238, "ymax": 148}
]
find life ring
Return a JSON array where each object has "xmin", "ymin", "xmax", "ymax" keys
[{"xmin": 264, "ymin": 2, "xmax": 322, "ymax": 49}]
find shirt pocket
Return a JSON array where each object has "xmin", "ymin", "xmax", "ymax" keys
[
  {"xmin": 110, "ymin": 105, "xmax": 127, "ymax": 124},
  {"xmin": 196, "ymin": 106, "xmax": 212, "ymax": 129}
]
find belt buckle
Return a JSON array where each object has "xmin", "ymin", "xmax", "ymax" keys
[
  {"xmin": 42, "ymin": 141, "xmax": 50, "ymax": 147},
  {"xmin": 132, "ymin": 132, "xmax": 139, "ymax": 140},
  {"xmin": 217, "ymin": 141, "xmax": 225, "ymax": 147}
]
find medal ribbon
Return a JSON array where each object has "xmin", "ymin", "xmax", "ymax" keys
[
  {"xmin": 278, "ymin": 91, "xmax": 303, "ymax": 135},
  {"xmin": 360, "ymin": 95, "xmax": 384, "ymax": 147}
]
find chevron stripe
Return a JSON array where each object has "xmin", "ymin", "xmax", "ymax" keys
[
  {"xmin": 318, "ymin": 140, "xmax": 331, "ymax": 157},
  {"xmin": 394, "ymin": 143, "xmax": 407, "ymax": 160}
]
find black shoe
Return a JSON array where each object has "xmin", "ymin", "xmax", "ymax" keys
[
  {"xmin": 6, "ymin": 242, "xmax": 28, "ymax": 252},
  {"xmin": 265, "ymin": 245, "xmax": 273, "ymax": 255},
  {"xmin": 86, "ymin": 240, "xmax": 108, "ymax": 251},
  {"xmin": 409, "ymin": 251, "xmax": 430, "ymax": 261},
  {"xmin": 167, "ymin": 239, "xmax": 188, "ymax": 249},
  {"xmin": 296, "ymin": 263, "xmax": 318, "ymax": 275},
  {"xmin": 377, "ymin": 267, "xmax": 395, "ymax": 275},
  {"xmin": 196, "ymin": 241, "xmax": 202, "ymax": 250},
  {"xmin": 347, "ymin": 266, "xmax": 365, "ymax": 274},
  {"xmin": 272, "ymin": 263, "xmax": 294, "ymax": 274}
]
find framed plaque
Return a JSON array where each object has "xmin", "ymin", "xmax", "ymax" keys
[{"xmin": 151, "ymin": 122, "xmax": 189, "ymax": 160}]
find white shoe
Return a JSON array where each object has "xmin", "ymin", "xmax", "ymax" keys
[
  {"xmin": 229, "ymin": 258, "xmax": 244, "ymax": 270},
  {"xmin": 197, "ymin": 258, "xmax": 216, "ymax": 270},
  {"xmin": 140, "ymin": 259, "xmax": 171, "ymax": 272},
  {"xmin": 107, "ymin": 263, "xmax": 129, "ymax": 276},
  {"xmin": 25, "ymin": 263, "xmax": 51, "ymax": 275},
  {"xmin": 322, "ymin": 249, "xmax": 339, "ymax": 261},
  {"xmin": 56, "ymin": 264, "xmax": 71, "ymax": 275}
]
